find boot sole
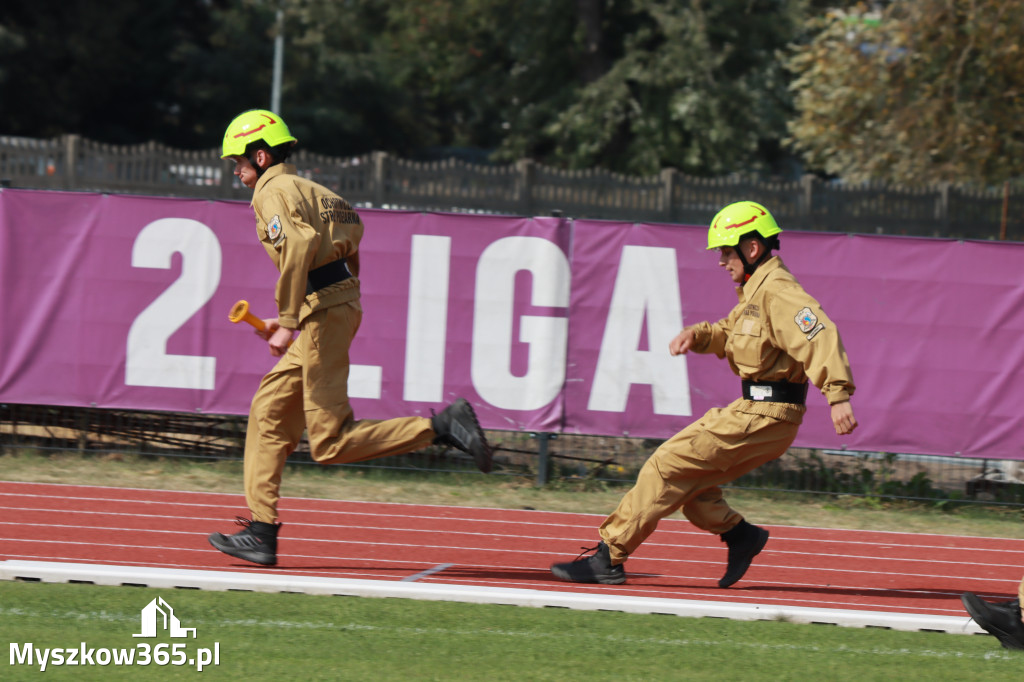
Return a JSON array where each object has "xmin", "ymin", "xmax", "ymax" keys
[
  {"xmin": 961, "ymin": 592, "xmax": 1024, "ymax": 650},
  {"xmin": 550, "ymin": 564, "xmax": 626, "ymax": 585},
  {"xmin": 718, "ymin": 527, "xmax": 769, "ymax": 588},
  {"xmin": 208, "ymin": 534, "xmax": 277, "ymax": 566},
  {"xmin": 449, "ymin": 399, "xmax": 494, "ymax": 473}
]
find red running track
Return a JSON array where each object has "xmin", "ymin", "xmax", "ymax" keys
[{"xmin": 1, "ymin": 480, "xmax": 1022, "ymax": 619}]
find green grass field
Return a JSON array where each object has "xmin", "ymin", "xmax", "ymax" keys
[
  {"xmin": 1, "ymin": 582, "xmax": 1020, "ymax": 681},
  {"xmin": 2, "ymin": 452, "xmax": 1023, "ymax": 680}
]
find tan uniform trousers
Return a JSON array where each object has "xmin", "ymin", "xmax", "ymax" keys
[
  {"xmin": 599, "ymin": 399, "xmax": 800, "ymax": 565},
  {"xmin": 244, "ymin": 301, "xmax": 434, "ymax": 523}
]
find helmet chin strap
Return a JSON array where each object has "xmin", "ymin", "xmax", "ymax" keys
[
  {"xmin": 248, "ymin": 148, "xmax": 284, "ymax": 179},
  {"xmin": 248, "ymin": 152, "xmax": 268, "ymax": 178},
  {"xmin": 736, "ymin": 241, "xmax": 771, "ymax": 278}
]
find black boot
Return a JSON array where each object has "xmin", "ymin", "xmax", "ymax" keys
[
  {"xmin": 431, "ymin": 398, "xmax": 493, "ymax": 473},
  {"xmin": 961, "ymin": 593, "xmax": 1024, "ymax": 650},
  {"xmin": 208, "ymin": 517, "xmax": 280, "ymax": 566},
  {"xmin": 718, "ymin": 520, "xmax": 769, "ymax": 588},
  {"xmin": 550, "ymin": 542, "xmax": 627, "ymax": 585}
]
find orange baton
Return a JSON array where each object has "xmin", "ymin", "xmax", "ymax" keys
[
  {"xmin": 228, "ymin": 300, "xmax": 267, "ymax": 331},
  {"xmin": 229, "ymin": 300, "xmax": 294, "ymax": 347}
]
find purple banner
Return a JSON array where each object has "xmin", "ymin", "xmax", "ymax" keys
[
  {"xmin": 348, "ymin": 210, "xmax": 569, "ymax": 431},
  {"xmin": 1, "ymin": 189, "xmax": 1022, "ymax": 460},
  {"xmin": 566, "ymin": 221, "xmax": 1024, "ymax": 460}
]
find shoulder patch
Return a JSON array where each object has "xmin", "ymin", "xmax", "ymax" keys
[
  {"xmin": 796, "ymin": 306, "xmax": 826, "ymax": 340},
  {"xmin": 794, "ymin": 307, "xmax": 817, "ymax": 333},
  {"xmin": 266, "ymin": 215, "xmax": 286, "ymax": 246}
]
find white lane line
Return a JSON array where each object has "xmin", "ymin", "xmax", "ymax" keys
[
  {"xmin": 2, "ymin": 518, "xmax": 1022, "ymax": 574},
  {"xmin": 4, "ymin": 481, "xmax": 1023, "ymax": 543}
]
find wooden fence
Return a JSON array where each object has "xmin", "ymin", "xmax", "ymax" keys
[{"xmin": 2, "ymin": 133, "xmax": 1022, "ymax": 240}]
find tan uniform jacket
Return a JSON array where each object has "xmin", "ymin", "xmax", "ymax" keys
[
  {"xmin": 241, "ymin": 165, "xmax": 436, "ymax": 524},
  {"xmin": 688, "ymin": 256, "xmax": 855, "ymax": 423},
  {"xmin": 251, "ymin": 164, "xmax": 362, "ymax": 329}
]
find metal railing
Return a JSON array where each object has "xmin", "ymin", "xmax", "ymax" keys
[
  {"xmin": 3, "ymin": 134, "xmax": 1022, "ymax": 240},
  {"xmin": 2, "ymin": 403, "xmax": 1021, "ymax": 506}
]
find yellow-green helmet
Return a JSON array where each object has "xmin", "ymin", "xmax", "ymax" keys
[
  {"xmin": 221, "ymin": 109, "xmax": 297, "ymax": 159},
  {"xmin": 707, "ymin": 201, "xmax": 782, "ymax": 250}
]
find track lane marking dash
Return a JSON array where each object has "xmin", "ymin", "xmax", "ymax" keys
[{"xmin": 403, "ymin": 563, "xmax": 454, "ymax": 582}]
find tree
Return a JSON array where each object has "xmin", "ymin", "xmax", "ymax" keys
[
  {"xmin": 1, "ymin": 0, "xmax": 833, "ymax": 178},
  {"xmin": 173, "ymin": 0, "xmax": 284, "ymax": 148},
  {"xmin": 787, "ymin": 1, "xmax": 1024, "ymax": 186},
  {"xmin": 379, "ymin": 1, "xmax": 585, "ymax": 160},
  {"xmin": 380, "ymin": 0, "xmax": 823, "ymax": 176},
  {"xmin": 0, "ymin": 0, "xmax": 233, "ymax": 147},
  {"xmin": 264, "ymin": 0, "xmax": 436, "ymax": 158},
  {"xmin": 536, "ymin": 0, "xmax": 817, "ymax": 175}
]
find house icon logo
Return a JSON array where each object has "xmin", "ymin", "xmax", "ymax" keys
[{"xmin": 132, "ymin": 597, "xmax": 197, "ymax": 639}]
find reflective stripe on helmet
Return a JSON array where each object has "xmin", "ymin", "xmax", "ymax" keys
[
  {"xmin": 221, "ymin": 109, "xmax": 297, "ymax": 159},
  {"xmin": 707, "ymin": 201, "xmax": 782, "ymax": 250}
]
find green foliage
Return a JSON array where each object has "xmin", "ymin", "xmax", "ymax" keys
[
  {"xmin": 787, "ymin": 1, "xmax": 1024, "ymax": 185},
  {"xmin": 3, "ymin": 0, "xmax": 1022, "ymax": 190},
  {"xmin": 0, "ymin": 0, "xmax": 236, "ymax": 147},
  {"xmin": 0, "ymin": 0, "xmax": 825, "ymax": 176},
  {"xmin": 386, "ymin": 0, "xmax": 821, "ymax": 175},
  {"xmin": 539, "ymin": 0, "xmax": 813, "ymax": 175},
  {"xmin": 274, "ymin": 0, "xmax": 431, "ymax": 157},
  {"xmin": 0, "ymin": 23, "xmax": 25, "ymax": 88},
  {"xmin": 381, "ymin": 0, "xmax": 586, "ymax": 160}
]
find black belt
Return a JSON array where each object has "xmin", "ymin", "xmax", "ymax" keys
[
  {"xmin": 742, "ymin": 380, "xmax": 808, "ymax": 404},
  {"xmin": 306, "ymin": 258, "xmax": 351, "ymax": 295}
]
